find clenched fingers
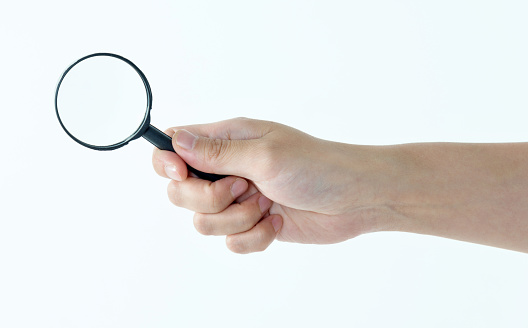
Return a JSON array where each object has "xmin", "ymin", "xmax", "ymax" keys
[
  {"xmin": 193, "ymin": 193, "xmax": 272, "ymax": 236},
  {"xmin": 167, "ymin": 176, "xmax": 249, "ymax": 213},
  {"xmin": 226, "ymin": 215, "xmax": 283, "ymax": 254}
]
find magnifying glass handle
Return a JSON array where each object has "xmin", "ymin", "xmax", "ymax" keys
[{"xmin": 143, "ymin": 125, "xmax": 226, "ymax": 182}]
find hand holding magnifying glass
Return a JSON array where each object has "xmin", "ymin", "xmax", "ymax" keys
[{"xmin": 55, "ymin": 53, "xmax": 225, "ymax": 182}]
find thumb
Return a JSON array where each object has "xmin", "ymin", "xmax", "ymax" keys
[{"xmin": 172, "ymin": 129, "xmax": 256, "ymax": 177}]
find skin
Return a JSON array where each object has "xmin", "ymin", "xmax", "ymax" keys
[{"xmin": 152, "ymin": 118, "xmax": 528, "ymax": 254}]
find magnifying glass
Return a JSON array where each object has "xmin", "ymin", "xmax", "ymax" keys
[{"xmin": 55, "ymin": 53, "xmax": 225, "ymax": 182}]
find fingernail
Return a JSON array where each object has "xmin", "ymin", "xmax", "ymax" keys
[
  {"xmin": 230, "ymin": 179, "xmax": 248, "ymax": 198},
  {"xmin": 258, "ymin": 196, "xmax": 272, "ymax": 213},
  {"xmin": 165, "ymin": 165, "xmax": 182, "ymax": 181},
  {"xmin": 175, "ymin": 129, "xmax": 197, "ymax": 150},
  {"xmin": 271, "ymin": 216, "xmax": 282, "ymax": 233}
]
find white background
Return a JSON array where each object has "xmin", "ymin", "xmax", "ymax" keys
[{"xmin": 1, "ymin": 1, "xmax": 528, "ymax": 327}]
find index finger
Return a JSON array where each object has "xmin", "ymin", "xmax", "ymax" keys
[{"xmin": 151, "ymin": 128, "xmax": 189, "ymax": 181}]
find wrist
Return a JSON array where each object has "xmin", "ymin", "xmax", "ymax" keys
[
  {"xmin": 339, "ymin": 142, "xmax": 451, "ymax": 235},
  {"xmin": 376, "ymin": 143, "xmax": 476, "ymax": 235},
  {"xmin": 384, "ymin": 143, "xmax": 497, "ymax": 234},
  {"xmin": 335, "ymin": 142, "xmax": 411, "ymax": 235}
]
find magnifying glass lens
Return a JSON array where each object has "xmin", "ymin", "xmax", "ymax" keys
[{"xmin": 56, "ymin": 55, "xmax": 148, "ymax": 147}]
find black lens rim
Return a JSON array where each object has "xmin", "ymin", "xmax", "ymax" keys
[{"xmin": 55, "ymin": 53, "xmax": 153, "ymax": 151}]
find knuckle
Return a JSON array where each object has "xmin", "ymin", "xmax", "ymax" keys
[
  {"xmin": 226, "ymin": 236, "xmax": 248, "ymax": 254},
  {"xmin": 253, "ymin": 230, "xmax": 271, "ymax": 253},
  {"xmin": 257, "ymin": 139, "xmax": 279, "ymax": 166},
  {"xmin": 239, "ymin": 206, "xmax": 261, "ymax": 230},
  {"xmin": 205, "ymin": 138, "xmax": 229, "ymax": 163},
  {"xmin": 210, "ymin": 193, "xmax": 224, "ymax": 213},
  {"xmin": 204, "ymin": 183, "xmax": 226, "ymax": 213},
  {"xmin": 239, "ymin": 216, "xmax": 256, "ymax": 232},
  {"xmin": 193, "ymin": 214, "xmax": 214, "ymax": 235},
  {"xmin": 167, "ymin": 181, "xmax": 183, "ymax": 206},
  {"xmin": 231, "ymin": 116, "xmax": 255, "ymax": 125}
]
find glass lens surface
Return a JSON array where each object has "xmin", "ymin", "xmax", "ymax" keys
[{"xmin": 56, "ymin": 55, "xmax": 148, "ymax": 147}]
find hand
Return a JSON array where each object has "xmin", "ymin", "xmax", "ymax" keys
[{"xmin": 152, "ymin": 118, "xmax": 397, "ymax": 253}]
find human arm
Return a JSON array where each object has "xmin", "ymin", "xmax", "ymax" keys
[
  {"xmin": 152, "ymin": 118, "xmax": 528, "ymax": 253},
  {"xmin": 387, "ymin": 142, "xmax": 528, "ymax": 252}
]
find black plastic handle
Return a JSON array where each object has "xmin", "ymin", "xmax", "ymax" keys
[{"xmin": 142, "ymin": 125, "xmax": 226, "ymax": 182}]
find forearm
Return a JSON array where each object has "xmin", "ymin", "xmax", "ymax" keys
[{"xmin": 386, "ymin": 142, "xmax": 528, "ymax": 252}]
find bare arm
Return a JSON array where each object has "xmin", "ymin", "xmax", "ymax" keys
[
  {"xmin": 387, "ymin": 142, "xmax": 528, "ymax": 253},
  {"xmin": 152, "ymin": 118, "xmax": 528, "ymax": 253}
]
